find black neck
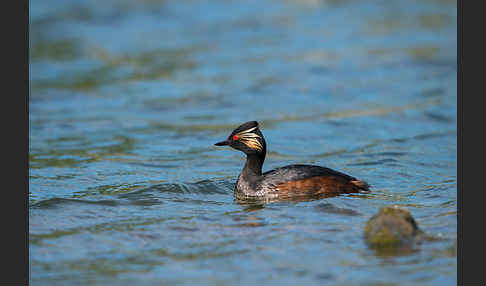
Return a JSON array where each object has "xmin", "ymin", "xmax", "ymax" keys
[{"xmin": 242, "ymin": 153, "xmax": 265, "ymax": 179}]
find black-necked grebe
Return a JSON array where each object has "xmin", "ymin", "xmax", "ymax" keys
[{"xmin": 214, "ymin": 121, "xmax": 370, "ymax": 199}]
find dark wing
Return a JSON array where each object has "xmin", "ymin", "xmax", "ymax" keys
[
  {"xmin": 262, "ymin": 164, "xmax": 356, "ymax": 182},
  {"xmin": 262, "ymin": 164, "xmax": 369, "ymax": 195}
]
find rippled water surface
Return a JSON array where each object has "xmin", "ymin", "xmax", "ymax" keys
[{"xmin": 29, "ymin": 0, "xmax": 457, "ymax": 285}]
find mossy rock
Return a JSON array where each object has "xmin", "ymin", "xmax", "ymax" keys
[{"xmin": 364, "ymin": 205, "xmax": 423, "ymax": 248}]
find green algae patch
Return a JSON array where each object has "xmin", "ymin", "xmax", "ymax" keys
[{"xmin": 30, "ymin": 39, "xmax": 80, "ymax": 61}]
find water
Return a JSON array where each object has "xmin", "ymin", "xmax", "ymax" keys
[{"xmin": 29, "ymin": 0, "xmax": 457, "ymax": 285}]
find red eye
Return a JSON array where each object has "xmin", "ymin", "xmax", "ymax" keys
[{"xmin": 233, "ymin": 135, "xmax": 238, "ymax": 141}]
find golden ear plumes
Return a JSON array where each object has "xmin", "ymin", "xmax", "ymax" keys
[{"xmin": 235, "ymin": 127, "xmax": 263, "ymax": 152}]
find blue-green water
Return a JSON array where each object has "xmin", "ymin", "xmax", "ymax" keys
[{"xmin": 29, "ymin": 0, "xmax": 457, "ymax": 285}]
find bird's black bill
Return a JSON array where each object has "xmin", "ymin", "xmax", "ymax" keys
[{"xmin": 214, "ymin": 140, "xmax": 229, "ymax": 146}]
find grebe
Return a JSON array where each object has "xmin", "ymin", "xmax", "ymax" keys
[{"xmin": 214, "ymin": 121, "xmax": 370, "ymax": 200}]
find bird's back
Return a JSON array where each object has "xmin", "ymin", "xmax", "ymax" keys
[{"xmin": 254, "ymin": 164, "xmax": 369, "ymax": 198}]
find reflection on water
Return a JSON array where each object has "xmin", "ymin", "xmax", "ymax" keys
[{"xmin": 30, "ymin": 0, "xmax": 456, "ymax": 285}]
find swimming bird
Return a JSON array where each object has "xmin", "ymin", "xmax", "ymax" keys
[{"xmin": 214, "ymin": 121, "xmax": 370, "ymax": 200}]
